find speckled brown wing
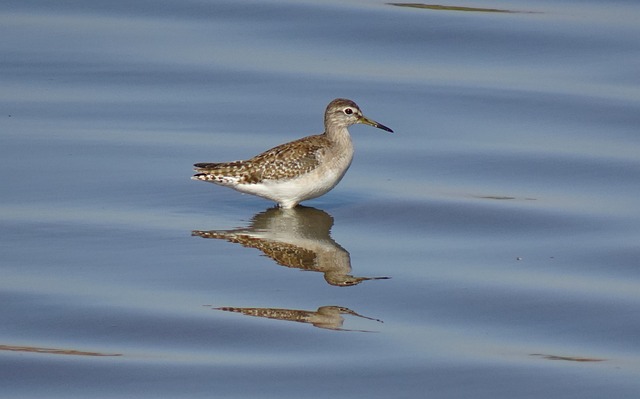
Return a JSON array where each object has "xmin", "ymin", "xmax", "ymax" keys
[{"xmin": 193, "ymin": 134, "xmax": 329, "ymax": 185}]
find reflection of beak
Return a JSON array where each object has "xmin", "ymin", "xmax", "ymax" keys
[{"xmin": 359, "ymin": 115, "xmax": 394, "ymax": 133}]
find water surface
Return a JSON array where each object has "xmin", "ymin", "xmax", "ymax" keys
[{"xmin": 1, "ymin": 0, "xmax": 640, "ymax": 398}]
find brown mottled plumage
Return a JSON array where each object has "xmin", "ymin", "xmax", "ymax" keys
[
  {"xmin": 192, "ymin": 98, "xmax": 392, "ymax": 208},
  {"xmin": 193, "ymin": 134, "xmax": 331, "ymax": 185}
]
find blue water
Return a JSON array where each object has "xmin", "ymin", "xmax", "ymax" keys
[{"xmin": 1, "ymin": 1, "xmax": 640, "ymax": 398}]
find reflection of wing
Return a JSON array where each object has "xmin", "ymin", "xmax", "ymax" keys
[
  {"xmin": 217, "ymin": 307, "xmax": 317, "ymax": 324},
  {"xmin": 192, "ymin": 207, "xmax": 390, "ymax": 286},
  {"xmin": 213, "ymin": 305, "xmax": 383, "ymax": 332},
  {"xmin": 192, "ymin": 231, "xmax": 318, "ymax": 270}
]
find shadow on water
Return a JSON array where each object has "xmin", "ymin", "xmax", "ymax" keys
[
  {"xmin": 0, "ymin": 345, "xmax": 121, "ymax": 357},
  {"xmin": 207, "ymin": 305, "xmax": 383, "ymax": 332},
  {"xmin": 387, "ymin": 3, "xmax": 540, "ymax": 13},
  {"xmin": 192, "ymin": 206, "xmax": 390, "ymax": 287},
  {"xmin": 530, "ymin": 354, "xmax": 606, "ymax": 363}
]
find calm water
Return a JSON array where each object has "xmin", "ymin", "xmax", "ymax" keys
[{"xmin": 2, "ymin": 0, "xmax": 640, "ymax": 398}]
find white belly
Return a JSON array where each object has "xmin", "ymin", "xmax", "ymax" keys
[{"xmin": 235, "ymin": 149, "xmax": 353, "ymax": 208}]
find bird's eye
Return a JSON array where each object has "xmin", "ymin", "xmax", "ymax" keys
[{"xmin": 344, "ymin": 108, "xmax": 353, "ymax": 115}]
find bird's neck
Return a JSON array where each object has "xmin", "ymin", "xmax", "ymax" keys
[{"xmin": 324, "ymin": 125, "xmax": 352, "ymax": 145}]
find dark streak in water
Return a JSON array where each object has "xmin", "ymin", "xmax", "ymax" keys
[
  {"xmin": 388, "ymin": 3, "xmax": 539, "ymax": 14},
  {"xmin": 530, "ymin": 353, "xmax": 606, "ymax": 362},
  {"xmin": 0, "ymin": 344, "xmax": 122, "ymax": 357},
  {"xmin": 474, "ymin": 195, "xmax": 537, "ymax": 201}
]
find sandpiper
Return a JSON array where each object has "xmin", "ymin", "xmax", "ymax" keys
[{"xmin": 192, "ymin": 98, "xmax": 393, "ymax": 208}]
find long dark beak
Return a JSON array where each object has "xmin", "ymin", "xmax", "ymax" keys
[{"xmin": 359, "ymin": 115, "xmax": 394, "ymax": 133}]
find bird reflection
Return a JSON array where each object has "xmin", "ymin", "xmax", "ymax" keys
[
  {"xmin": 210, "ymin": 305, "xmax": 382, "ymax": 332},
  {"xmin": 192, "ymin": 206, "xmax": 389, "ymax": 286}
]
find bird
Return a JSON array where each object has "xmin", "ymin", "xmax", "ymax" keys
[
  {"xmin": 192, "ymin": 98, "xmax": 393, "ymax": 208},
  {"xmin": 192, "ymin": 206, "xmax": 390, "ymax": 286}
]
